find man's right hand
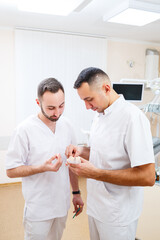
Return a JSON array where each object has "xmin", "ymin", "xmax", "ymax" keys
[
  {"xmin": 43, "ymin": 154, "xmax": 62, "ymax": 172},
  {"xmin": 65, "ymin": 144, "xmax": 80, "ymax": 158}
]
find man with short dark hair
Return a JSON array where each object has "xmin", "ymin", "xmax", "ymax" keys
[
  {"xmin": 6, "ymin": 77, "xmax": 83, "ymax": 240},
  {"xmin": 66, "ymin": 67, "xmax": 155, "ymax": 240}
]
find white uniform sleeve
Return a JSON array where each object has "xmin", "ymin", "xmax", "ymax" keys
[
  {"xmin": 5, "ymin": 127, "xmax": 29, "ymax": 169},
  {"xmin": 124, "ymin": 112, "xmax": 155, "ymax": 167}
]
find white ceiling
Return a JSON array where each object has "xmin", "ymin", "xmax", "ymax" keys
[{"xmin": 0, "ymin": 0, "xmax": 160, "ymax": 43}]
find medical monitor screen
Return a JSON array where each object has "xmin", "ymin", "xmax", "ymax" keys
[{"xmin": 112, "ymin": 83, "xmax": 143, "ymax": 102}]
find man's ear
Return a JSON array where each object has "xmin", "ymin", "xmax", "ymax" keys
[
  {"xmin": 36, "ymin": 99, "xmax": 40, "ymax": 106},
  {"xmin": 103, "ymin": 84, "xmax": 111, "ymax": 94}
]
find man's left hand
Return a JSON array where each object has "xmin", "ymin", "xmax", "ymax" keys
[
  {"xmin": 69, "ymin": 158, "xmax": 97, "ymax": 178},
  {"xmin": 72, "ymin": 194, "xmax": 84, "ymax": 217}
]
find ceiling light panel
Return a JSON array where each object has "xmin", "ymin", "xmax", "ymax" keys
[
  {"xmin": 17, "ymin": 0, "xmax": 85, "ymax": 16},
  {"xmin": 103, "ymin": 0, "xmax": 160, "ymax": 26},
  {"xmin": 109, "ymin": 8, "xmax": 160, "ymax": 26}
]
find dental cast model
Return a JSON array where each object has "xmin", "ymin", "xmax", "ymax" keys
[{"xmin": 67, "ymin": 156, "xmax": 81, "ymax": 164}]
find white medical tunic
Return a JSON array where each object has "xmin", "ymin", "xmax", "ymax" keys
[
  {"xmin": 87, "ymin": 95, "xmax": 154, "ymax": 226},
  {"xmin": 6, "ymin": 115, "xmax": 76, "ymax": 221}
]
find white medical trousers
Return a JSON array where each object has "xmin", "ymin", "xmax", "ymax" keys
[
  {"xmin": 24, "ymin": 215, "xmax": 67, "ymax": 240},
  {"xmin": 88, "ymin": 215, "xmax": 138, "ymax": 240}
]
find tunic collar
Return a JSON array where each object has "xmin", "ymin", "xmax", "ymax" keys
[{"xmin": 98, "ymin": 95, "xmax": 125, "ymax": 117}]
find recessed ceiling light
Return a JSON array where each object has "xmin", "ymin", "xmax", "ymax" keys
[
  {"xmin": 17, "ymin": 0, "xmax": 86, "ymax": 16},
  {"xmin": 103, "ymin": 0, "xmax": 160, "ymax": 26}
]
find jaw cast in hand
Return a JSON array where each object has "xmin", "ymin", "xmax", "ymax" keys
[{"xmin": 66, "ymin": 156, "xmax": 81, "ymax": 164}]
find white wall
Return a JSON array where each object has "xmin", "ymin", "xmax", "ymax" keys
[
  {"xmin": 0, "ymin": 29, "xmax": 15, "ymax": 136},
  {"xmin": 107, "ymin": 39, "xmax": 160, "ymax": 83},
  {"xmin": 0, "ymin": 29, "xmax": 21, "ymax": 183}
]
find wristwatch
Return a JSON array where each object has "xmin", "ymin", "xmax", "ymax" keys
[{"xmin": 72, "ymin": 190, "xmax": 81, "ymax": 194}]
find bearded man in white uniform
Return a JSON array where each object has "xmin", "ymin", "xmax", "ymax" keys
[
  {"xmin": 6, "ymin": 78, "xmax": 83, "ymax": 240},
  {"xmin": 66, "ymin": 67, "xmax": 155, "ymax": 240}
]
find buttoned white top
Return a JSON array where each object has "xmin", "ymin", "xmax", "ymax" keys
[
  {"xmin": 6, "ymin": 115, "xmax": 76, "ymax": 221},
  {"xmin": 87, "ymin": 95, "xmax": 154, "ymax": 226}
]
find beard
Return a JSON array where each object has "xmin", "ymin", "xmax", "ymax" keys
[{"xmin": 41, "ymin": 106, "xmax": 61, "ymax": 122}]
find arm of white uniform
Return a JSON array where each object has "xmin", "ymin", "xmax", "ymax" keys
[
  {"xmin": 69, "ymin": 159, "xmax": 155, "ymax": 186},
  {"xmin": 6, "ymin": 154, "xmax": 62, "ymax": 178}
]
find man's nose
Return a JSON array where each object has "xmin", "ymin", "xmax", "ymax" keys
[
  {"xmin": 54, "ymin": 108, "xmax": 60, "ymax": 116},
  {"xmin": 85, "ymin": 101, "xmax": 92, "ymax": 110}
]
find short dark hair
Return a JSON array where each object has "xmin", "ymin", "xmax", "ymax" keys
[
  {"xmin": 74, "ymin": 67, "xmax": 109, "ymax": 89},
  {"xmin": 37, "ymin": 77, "xmax": 64, "ymax": 99}
]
